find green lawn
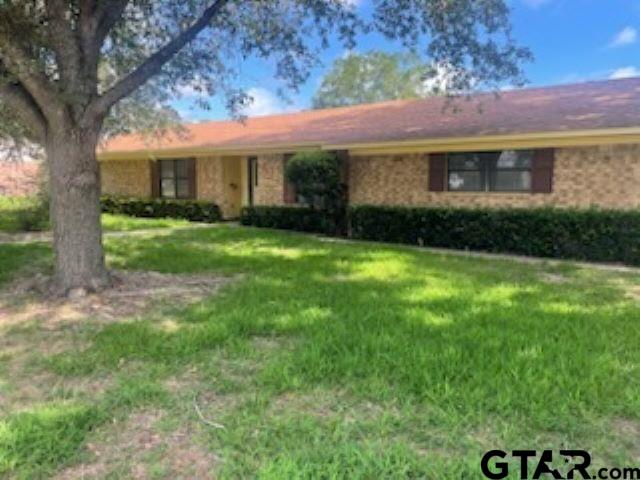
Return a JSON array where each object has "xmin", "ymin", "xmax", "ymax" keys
[
  {"xmin": 1, "ymin": 226, "xmax": 639, "ymax": 478},
  {"xmin": 0, "ymin": 197, "xmax": 41, "ymax": 232},
  {"xmin": 101, "ymin": 213, "xmax": 190, "ymax": 231},
  {"xmin": 0, "ymin": 196, "xmax": 191, "ymax": 233}
]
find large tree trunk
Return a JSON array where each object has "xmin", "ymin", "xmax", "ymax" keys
[{"xmin": 46, "ymin": 123, "xmax": 110, "ymax": 295}]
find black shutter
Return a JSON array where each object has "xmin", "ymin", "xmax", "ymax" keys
[
  {"xmin": 283, "ymin": 154, "xmax": 296, "ymax": 204},
  {"xmin": 186, "ymin": 158, "xmax": 197, "ymax": 199},
  {"xmin": 428, "ymin": 153, "xmax": 446, "ymax": 192},
  {"xmin": 532, "ymin": 149, "xmax": 555, "ymax": 193},
  {"xmin": 150, "ymin": 160, "xmax": 160, "ymax": 198}
]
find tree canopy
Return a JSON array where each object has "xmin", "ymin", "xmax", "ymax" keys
[
  {"xmin": 313, "ymin": 51, "xmax": 432, "ymax": 109},
  {"xmin": 0, "ymin": 0, "xmax": 531, "ymax": 144}
]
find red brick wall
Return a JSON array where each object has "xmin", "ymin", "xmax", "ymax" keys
[{"xmin": 0, "ymin": 162, "xmax": 40, "ymax": 197}]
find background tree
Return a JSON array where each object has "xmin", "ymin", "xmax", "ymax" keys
[
  {"xmin": 313, "ymin": 51, "xmax": 431, "ymax": 109},
  {"xmin": 0, "ymin": 0, "xmax": 531, "ymax": 295}
]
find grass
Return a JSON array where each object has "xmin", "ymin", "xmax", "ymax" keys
[
  {"xmin": 0, "ymin": 197, "xmax": 42, "ymax": 233},
  {"xmin": 0, "ymin": 196, "xmax": 191, "ymax": 233},
  {"xmin": 100, "ymin": 213, "xmax": 190, "ymax": 231},
  {"xmin": 1, "ymin": 225, "xmax": 639, "ymax": 478}
]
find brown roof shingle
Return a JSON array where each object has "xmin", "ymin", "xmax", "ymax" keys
[{"xmin": 101, "ymin": 77, "xmax": 640, "ymax": 155}]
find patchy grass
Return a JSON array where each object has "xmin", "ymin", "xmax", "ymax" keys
[
  {"xmin": 0, "ymin": 196, "xmax": 192, "ymax": 234},
  {"xmin": 0, "ymin": 225, "xmax": 639, "ymax": 478}
]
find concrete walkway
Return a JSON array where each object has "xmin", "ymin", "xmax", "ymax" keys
[{"xmin": 0, "ymin": 222, "xmax": 220, "ymax": 245}]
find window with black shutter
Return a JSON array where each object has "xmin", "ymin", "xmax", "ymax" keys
[{"xmin": 444, "ymin": 150, "xmax": 540, "ymax": 192}]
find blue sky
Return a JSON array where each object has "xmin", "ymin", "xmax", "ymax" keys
[{"xmin": 173, "ymin": 0, "xmax": 640, "ymax": 121}]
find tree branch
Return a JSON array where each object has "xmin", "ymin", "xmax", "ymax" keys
[
  {"xmin": 92, "ymin": 0, "xmax": 228, "ymax": 114},
  {"xmin": 0, "ymin": 82, "xmax": 47, "ymax": 143},
  {"xmin": 45, "ymin": 0, "xmax": 83, "ymax": 89},
  {"xmin": 94, "ymin": 0, "xmax": 130, "ymax": 48},
  {"xmin": 0, "ymin": 6, "xmax": 64, "ymax": 119},
  {"xmin": 0, "ymin": 40, "xmax": 61, "ymax": 118},
  {"xmin": 79, "ymin": 0, "xmax": 129, "ymax": 59}
]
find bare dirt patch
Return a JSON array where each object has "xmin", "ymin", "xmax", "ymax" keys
[
  {"xmin": 162, "ymin": 371, "xmax": 243, "ymax": 429},
  {"xmin": 54, "ymin": 409, "xmax": 218, "ymax": 480},
  {"xmin": 610, "ymin": 417, "xmax": 640, "ymax": 461},
  {"xmin": 612, "ymin": 417, "xmax": 640, "ymax": 436},
  {"xmin": 268, "ymin": 388, "xmax": 402, "ymax": 423},
  {"xmin": 540, "ymin": 272, "xmax": 570, "ymax": 284},
  {"xmin": 0, "ymin": 368, "xmax": 113, "ymax": 414},
  {"xmin": 0, "ymin": 270, "xmax": 235, "ymax": 331},
  {"xmin": 626, "ymin": 285, "xmax": 640, "ymax": 302},
  {"xmin": 0, "ymin": 270, "xmax": 234, "ymax": 413}
]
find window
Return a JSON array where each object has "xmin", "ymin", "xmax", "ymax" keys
[
  {"xmin": 447, "ymin": 150, "xmax": 533, "ymax": 192},
  {"xmin": 159, "ymin": 159, "xmax": 193, "ymax": 199}
]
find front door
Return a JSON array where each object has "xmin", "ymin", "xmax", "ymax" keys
[{"xmin": 222, "ymin": 156, "xmax": 242, "ymax": 218}]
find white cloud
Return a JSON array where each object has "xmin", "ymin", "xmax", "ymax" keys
[
  {"xmin": 610, "ymin": 26, "xmax": 637, "ymax": 47},
  {"xmin": 337, "ymin": 0, "xmax": 362, "ymax": 7},
  {"xmin": 175, "ymin": 78, "xmax": 209, "ymax": 98},
  {"xmin": 241, "ymin": 88, "xmax": 297, "ymax": 117},
  {"xmin": 609, "ymin": 66, "xmax": 640, "ymax": 79},
  {"xmin": 521, "ymin": 0, "xmax": 553, "ymax": 9}
]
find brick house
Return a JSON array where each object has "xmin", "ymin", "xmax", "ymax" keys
[
  {"xmin": 98, "ymin": 77, "xmax": 640, "ymax": 218},
  {"xmin": 0, "ymin": 162, "xmax": 40, "ymax": 197}
]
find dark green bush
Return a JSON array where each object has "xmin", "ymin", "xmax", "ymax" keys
[
  {"xmin": 240, "ymin": 206, "xmax": 335, "ymax": 234},
  {"xmin": 285, "ymin": 151, "xmax": 343, "ymax": 208},
  {"xmin": 17, "ymin": 197, "xmax": 50, "ymax": 232},
  {"xmin": 101, "ymin": 196, "xmax": 221, "ymax": 223},
  {"xmin": 285, "ymin": 151, "xmax": 347, "ymax": 235},
  {"xmin": 349, "ymin": 205, "xmax": 640, "ymax": 265}
]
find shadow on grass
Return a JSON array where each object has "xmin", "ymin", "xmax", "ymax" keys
[
  {"xmin": 0, "ymin": 243, "xmax": 51, "ymax": 287},
  {"xmin": 2, "ymin": 226, "xmax": 639, "ymax": 476},
  {"xmin": 40, "ymin": 226, "xmax": 640, "ymax": 433}
]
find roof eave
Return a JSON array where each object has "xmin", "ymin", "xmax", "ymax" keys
[
  {"xmin": 97, "ymin": 126, "xmax": 640, "ymax": 160},
  {"xmin": 326, "ymin": 127, "xmax": 640, "ymax": 155},
  {"xmin": 97, "ymin": 142, "xmax": 323, "ymax": 161}
]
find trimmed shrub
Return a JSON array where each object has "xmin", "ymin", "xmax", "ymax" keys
[
  {"xmin": 240, "ymin": 206, "xmax": 334, "ymax": 234},
  {"xmin": 285, "ymin": 151, "xmax": 343, "ymax": 207},
  {"xmin": 101, "ymin": 196, "xmax": 221, "ymax": 223},
  {"xmin": 285, "ymin": 151, "xmax": 347, "ymax": 235},
  {"xmin": 349, "ymin": 205, "xmax": 640, "ymax": 265}
]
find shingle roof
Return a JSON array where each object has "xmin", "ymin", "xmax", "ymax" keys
[{"xmin": 101, "ymin": 77, "xmax": 640, "ymax": 155}]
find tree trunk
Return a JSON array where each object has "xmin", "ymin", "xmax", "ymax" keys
[{"xmin": 46, "ymin": 123, "xmax": 110, "ymax": 295}]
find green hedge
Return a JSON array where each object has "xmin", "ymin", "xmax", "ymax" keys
[
  {"xmin": 240, "ymin": 206, "xmax": 336, "ymax": 234},
  {"xmin": 349, "ymin": 205, "xmax": 640, "ymax": 265},
  {"xmin": 101, "ymin": 196, "xmax": 221, "ymax": 223}
]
